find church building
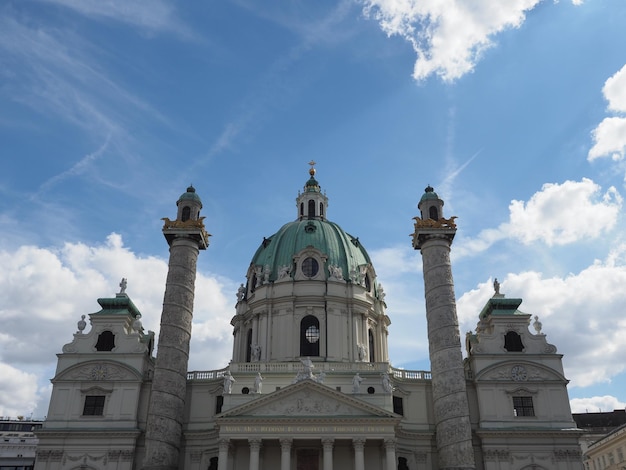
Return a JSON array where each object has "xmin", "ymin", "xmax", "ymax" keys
[{"xmin": 34, "ymin": 166, "xmax": 583, "ymax": 470}]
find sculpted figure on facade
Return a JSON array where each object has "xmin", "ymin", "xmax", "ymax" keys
[
  {"xmin": 357, "ymin": 344, "xmax": 366, "ymax": 361},
  {"xmin": 118, "ymin": 277, "xmax": 127, "ymax": 294},
  {"xmin": 223, "ymin": 371, "xmax": 235, "ymax": 395},
  {"xmin": 294, "ymin": 356, "xmax": 315, "ymax": 382},
  {"xmin": 237, "ymin": 283, "xmax": 245, "ymax": 301},
  {"xmin": 253, "ymin": 372, "xmax": 263, "ymax": 394},
  {"xmin": 328, "ymin": 264, "xmax": 343, "ymax": 281},
  {"xmin": 277, "ymin": 264, "xmax": 291, "ymax": 280},
  {"xmin": 381, "ymin": 372, "xmax": 392, "ymax": 393},
  {"xmin": 352, "ymin": 372, "xmax": 364, "ymax": 393},
  {"xmin": 251, "ymin": 343, "xmax": 261, "ymax": 362}
]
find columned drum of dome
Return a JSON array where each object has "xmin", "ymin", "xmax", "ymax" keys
[{"xmin": 231, "ymin": 166, "xmax": 390, "ymax": 365}]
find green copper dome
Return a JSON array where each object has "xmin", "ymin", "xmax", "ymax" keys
[
  {"xmin": 177, "ymin": 185, "xmax": 202, "ymax": 206},
  {"xmin": 419, "ymin": 185, "xmax": 439, "ymax": 203},
  {"xmin": 250, "ymin": 219, "xmax": 372, "ymax": 282}
]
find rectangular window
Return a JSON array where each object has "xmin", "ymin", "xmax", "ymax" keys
[
  {"xmin": 215, "ymin": 395, "xmax": 224, "ymax": 415},
  {"xmin": 83, "ymin": 395, "xmax": 105, "ymax": 416},
  {"xmin": 512, "ymin": 396, "xmax": 534, "ymax": 417},
  {"xmin": 393, "ymin": 396, "xmax": 404, "ymax": 416}
]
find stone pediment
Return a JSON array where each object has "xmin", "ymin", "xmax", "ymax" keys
[
  {"xmin": 54, "ymin": 360, "xmax": 143, "ymax": 382},
  {"xmin": 474, "ymin": 361, "xmax": 566, "ymax": 383},
  {"xmin": 218, "ymin": 380, "xmax": 397, "ymax": 419}
]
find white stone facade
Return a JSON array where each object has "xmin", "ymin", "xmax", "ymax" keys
[{"xmin": 34, "ymin": 179, "xmax": 583, "ymax": 470}]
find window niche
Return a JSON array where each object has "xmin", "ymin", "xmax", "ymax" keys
[
  {"xmin": 181, "ymin": 206, "xmax": 191, "ymax": 221},
  {"xmin": 245, "ymin": 329, "xmax": 253, "ymax": 363},
  {"xmin": 368, "ymin": 329, "xmax": 375, "ymax": 362},
  {"xmin": 95, "ymin": 330, "xmax": 115, "ymax": 352},
  {"xmin": 504, "ymin": 331, "xmax": 524, "ymax": 352},
  {"xmin": 293, "ymin": 248, "xmax": 327, "ymax": 281},
  {"xmin": 302, "ymin": 257, "xmax": 319, "ymax": 277},
  {"xmin": 300, "ymin": 315, "xmax": 320, "ymax": 357}
]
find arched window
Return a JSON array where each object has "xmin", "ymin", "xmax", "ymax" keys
[
  {"xmin": 246, "ymin": 329, "xmax": 253, "ymax": 362},
  {"xmin": 95, "ymin": 331, "xmax": 115, "ymax": 351},
  {"xmin": 308, "ymin": 199, "xmax": 316, "ymax": 218},
  {"xmin": 319, "ymin": 202, "xmax": 324, "ymax": 217},
  {"xmin": 429, "ymin": 206, "xmax": 439, "ymax": 220},
  {"xmin": 368, "ymin": 329, "xmax": 375, "ymax": 362},
  {"xmin": 300, "ymin": 202, "xmax": 304, "ymax": 218},
  {"xmin": 300, "ymin": 315, "xmax": 320, "ymax": 356},
  {"xmin": 182, "ymin": 206, "xmax": 191, "ymax": 221},
  {"xmin": 504, "ymin": 331, "xmax": 524, "ymax": 352}
]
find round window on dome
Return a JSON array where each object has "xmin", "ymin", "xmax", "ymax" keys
[
  {"xmin": 305, "ymin": 325, "xmax": 320, "ymax": 343},
  {"xmin": 302, "ymin": 257, "xmax": 319, "ymax": 277}
]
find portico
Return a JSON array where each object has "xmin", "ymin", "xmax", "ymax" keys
[{"xmin": 214, "ymin": 380, "xmax": 400, "ymax": 470}]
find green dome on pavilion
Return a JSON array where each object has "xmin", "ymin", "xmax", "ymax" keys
[{"xmin": 177, "ymin": 185, "xmax": 202, "ymax": 206}]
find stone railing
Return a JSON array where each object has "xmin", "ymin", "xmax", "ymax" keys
[{"xmin": 187, "ymin": 362, "xmax": 431, "ymax": 381}]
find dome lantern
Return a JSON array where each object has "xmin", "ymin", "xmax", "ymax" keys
[{"xmin": 296, "ymin": 161, "xmax": 328, "ymax": 221}]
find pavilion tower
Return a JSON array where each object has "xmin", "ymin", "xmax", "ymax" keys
[
  {"xmin": 142, "ymin": 186, "xmax": 210, "ymax": 470},
  {"xmin": 411, "ymin": 186, "xmax": 475, "ymax": 470}
]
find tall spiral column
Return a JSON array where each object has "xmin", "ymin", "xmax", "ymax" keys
[
  {"xmin": 142, "ymin": 187, "xmax": 210, "ymax": 470},
  {"xmin": 412, "ymin": 186, "xmax": 475, "ymax": 470}
]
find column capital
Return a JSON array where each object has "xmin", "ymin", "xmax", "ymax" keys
[
  {"xmin": 322, "ymin": 437, "xmax": 335, "ymax": 448},
  {"xmin": 280, "ymin": 438, "xmax": 293, "ymax": 449},
  {"xmin": 352, "ymin": 437, "xmax": 366, "ymax": 450},
  {"xmin": 248, "ymin": 438, "xmax": 262, "ymax": 451},
  {"xmin": 383, "ymin": 438, "xmax": 397, "ymax": 449},
  {"xmin": 218, "ymin": 439, "xmax": 230, "ymax": 452}
]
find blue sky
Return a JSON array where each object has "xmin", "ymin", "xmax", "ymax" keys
[{"xmin": 1, "ymin": 0, "xmax": 626, "ymax": 418}]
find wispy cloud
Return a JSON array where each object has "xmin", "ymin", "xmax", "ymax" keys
[
  {"xmin": 198, "ymin": 1, "xmax": 357, "ymax": 164},
  {"xmin": 35, "ymin": 0, "xmax": 195, "ymax": 39},
  {"xmin": 359, "ymin": 0, "xmax": 580, "ymax": 82},
  {"xmin": 37, "ymin": 136, "xmax": 111, "ymax": 195},
  {"xmin": 0, "ymin": 13, "xmax": 165, "ymax": 135}
]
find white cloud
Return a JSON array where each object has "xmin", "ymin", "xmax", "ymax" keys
[
  {"xmin": 457, "ymin": 244, "xmax": 626, "ymax": 388},
  {"xmin": 588, "ymin": 117, "xmax": 626, "ymax": 162},
  {"xmin": 455, "ymin": 179, "xmax": 622, "ymax": 257},
  {"xmin": 589, "ymin": 64, "xmax": 626, "ymax": 161},
  {"xmin": 570, "ymin": 395, "xmax": 625, "ymax": 414},
  {"xmin": 604, "ymin": 64, "xmax": 626, "ymax": 113},
  {"xmin": 361, "ymin": 0, "xmax": 543, "ymax": 81},
  {"xmin": 0, "ymin": 234, "xmax": 236, "ymax": 415},
  {"xmin": 0, "ymin": 364, "xmax": 39, "ymax": 417},
  {"xmin": 506, "ymin": 179, "xmax": 621, "ymax": 245}
]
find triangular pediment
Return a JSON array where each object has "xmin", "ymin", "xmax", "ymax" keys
[{"xmin": 218, "ymin": 380, "xmax": 397, "ymax": 419}]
